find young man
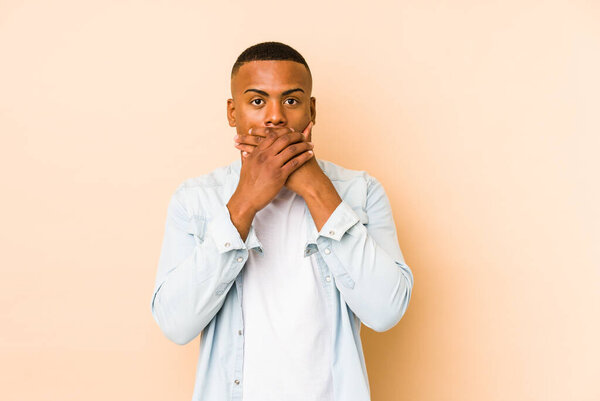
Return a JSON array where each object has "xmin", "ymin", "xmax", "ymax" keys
[{"xmin": 150, "ymin": 41, "xmax": 414, "ymax": 401}]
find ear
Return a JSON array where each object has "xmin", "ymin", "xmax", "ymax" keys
[
  {"xmin": 310, "ymin": 96, "xmax": 316, "ymax": 125},
  {"xmin": 227, "ymin": 98, "xmax": 236, "ymax": 127}
]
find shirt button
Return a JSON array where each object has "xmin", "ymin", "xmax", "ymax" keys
[
  {"xmin": 324, "ymin": 248, "xmax": 331, "ymax": 255},
  {"xmin": 329, "ymin": 230, "xmax": 335, "ymax": 236},
  {"xmin": 325, "ymin": 275, "xmax": 331, "ymax": 282},
  {"xmin": 224, "ymin": 242, "xmax": 231, "ymax": 248},
  {"xmin": 237, "ymin": 256, "xmax": 243, "ymax": 263},
  {"xmin": 234, "ymin": 379, "xmax": 240, "ymax": 385},
  {"xmin": 238, "ymin": 329, "xmax": 243, "ymax": 335}
]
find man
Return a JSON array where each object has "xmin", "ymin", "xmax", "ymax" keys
[{"xmin": 150, "ymin": 41, "xmax": 414, "ymax": 401}]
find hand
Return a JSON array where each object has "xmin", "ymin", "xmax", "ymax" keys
[
  {"xmin": 234, "ymin": 125, "xmax": 310, "ymax": 159},
  {"xmin": 233, "ymin": 123, "xmax": 341, "ymax": 232},
  {"xmin": 280, "ymin": 122, "xmax": 323, "ymax": 196},
  {"xmin": 231, "ymin": 127, "xmax": 315, "ymax": 214},
  {"xmin": 234, "ymin": 121, "xmax": 324, "ymax": 197}
]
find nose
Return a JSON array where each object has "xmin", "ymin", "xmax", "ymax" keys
[{"xmin": 264, "ymin": 100, "xmax": 287, "ymax": 127}]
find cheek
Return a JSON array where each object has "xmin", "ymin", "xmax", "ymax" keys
[
  {"xmin": 236, "ymin": 111, "xmax": 263, "ymax": 131},
  {"xmin": 290, "ymin": 112, "xmax": 312, "ymax": 131}
]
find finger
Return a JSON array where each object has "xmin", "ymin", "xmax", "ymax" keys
[
  {"xmin": 249, "ymin": 126, "xmax": 292, "ymax": 138},
  {"xmin": 235, "ymin": 134, "xmax": 263, "ymax": 146},
  {"xmin": 281, "ymin": 149, "xmax": 314, "ymax": 176},
  {"xmin": 302, "ymin": 120, "xmax": 313, "ymax": 141},
  {"xmin": 251, "ymin": 126, "xmax": 296, "ymax": 136},
  {"xmin": 275, "ymin": 140, "xmax": 314, "ymax": 167},
  {"xmin": 254, "ymin": 127, "xmax": 295, "ymax": 151},
  {"xmin": 268, "ymin": 131, "xmax": 305, "ymax": 156},
  {"xmin": 234, "ymin": 143, "xmax": 256, "ymax": 153}
]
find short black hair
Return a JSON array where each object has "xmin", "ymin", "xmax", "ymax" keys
[{"xmin": 231, "ymin": 41, "xmax": 311, "ymax": 79}]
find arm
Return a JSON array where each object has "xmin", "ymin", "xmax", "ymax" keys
[
  {"xmin": 307, "ymin": 175, "xmax": 414, "ymax": 332},
  {"xmin": 149, "ymin": 185, "xmax": 262, "ymax": 345}
]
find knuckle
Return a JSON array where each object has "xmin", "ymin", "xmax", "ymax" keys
[
  {"xmin": 287, "ymin": 144, "xmax": 296, "ymax": 153},
  {"xmin": 267, "ymin": 131, "xmax": 277, "ymax": 139},
  {"xmin": 269, "ymin": 167, "xmax": 281, "ymax": 180}
]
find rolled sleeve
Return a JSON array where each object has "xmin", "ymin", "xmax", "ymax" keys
[
  {"xmin": 207, "ymin": 203, "xmax": 263, "ymax": 254},
  {"xmin": 150, "ymin": 189, "xmax": 264, "ymax": 345},
  {"xmin": 317, "ymin": 200, "xmax": 360, "ymax": 241},
  {"xmin": 312, "ymin": 176, "xmax": 414, "ymax": 332}
]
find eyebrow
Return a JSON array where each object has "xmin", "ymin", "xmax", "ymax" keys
[{"xmin": 243, "ymin": 88, "xmax": 304, "ymax": 97}]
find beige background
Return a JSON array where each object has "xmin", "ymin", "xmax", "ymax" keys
[{"xmin": 1, "ymin": 0, "xmax": 598, "ymax": 400}]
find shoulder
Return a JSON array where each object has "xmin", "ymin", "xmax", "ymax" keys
[
  {"xmin": 317, "ymin": 158, "xmax": 381, "ymax": 192},
  {"xmin": 317, "ymin": 159, "xmax": 384, "ymax": 222},
  {"xmin": 177, "ymin": 162, "xmax": 235, "ymax": 190},
  {"xmin": 318, "ymin": 158, "xmax": 368, "ymax": 181},
  {"xmin": 168, "ymin": 160, "xmax": 239, "ymax": 217}
]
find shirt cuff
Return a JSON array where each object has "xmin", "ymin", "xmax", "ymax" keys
[
  {"xmin": 317, "ymin": 200, "xmax": 361, "ymax": 241},
  {"xmin": 207, "ymin": 203, "xmax": 263, "ymax": 254}
]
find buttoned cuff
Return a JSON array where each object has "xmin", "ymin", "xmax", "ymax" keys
[
  {"xmin": 207, "ymin": 204, "xmax": 263, "ymax": 254},
  {"xmin": 317, "ymin": 200, "xmax": 361, "ymax": 241},
  {"xmin": 245, "ymin": 225, "xmax": 264, "ymax": 254}
]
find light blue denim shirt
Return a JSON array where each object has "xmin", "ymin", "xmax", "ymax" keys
[{"xmin": 150, "ymin": 157, "xmax": 414, "ymax": 401}]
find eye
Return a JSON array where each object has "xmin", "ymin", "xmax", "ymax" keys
[
  {"xmin": 251, "ymin": 98, "xmax": 264, "ymax": 106},
  {"xmin": 284, "ymin": 98, "xmax": 299, "ymax": 105}
]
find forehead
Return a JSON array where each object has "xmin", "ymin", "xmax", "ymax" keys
[{"xmin": 232, "ymin": 60, "xmax": 311, "ymax": 94}]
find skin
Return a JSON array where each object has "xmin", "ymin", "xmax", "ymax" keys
[{"xmin": 226, "ymin": 60, "xmax": 342, "ymax": 241}]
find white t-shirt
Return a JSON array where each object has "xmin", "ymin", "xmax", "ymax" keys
[{"xmin": 241, "ymin": 186, "xmax": 333, "ymax": 401}]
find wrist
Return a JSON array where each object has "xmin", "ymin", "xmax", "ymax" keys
[
  {"xmin": 227, "ymin": 191, "xmax": 257, "ymax": 221},
  {"xmin": 226, "ymin": 190, "xmax": 257, "ymax": 242},
  {"xmin": 301, "ymin": 174, "xmax": 334, "ymax": 201},
  {"xmin": 302, "ymin": 178, "xmax": 342, "ymax": 232}
]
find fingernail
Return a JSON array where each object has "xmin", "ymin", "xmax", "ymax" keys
[
  {"xmin": 234, "ymin": 134, "xmax": 239, "ymax": 140},
  {"xmin": 290, "ymin": 127, "xmax": 295, "ymax": 132},
  {"xmin": 234, "ymin": 142, "xmax": 240, "ymax": 146},
  {"xmin": 242, "ymin": 151, "xmax": 248, "ymax": 156},
  {"xmin": 248, "ymin": 128, "xmax": 252, "ymax": 134},
  {"xmin": 307, "ymin": 150, "xmax": 314, "ymax": 155},
  {"xmin": 307, "ymin": 142, "xmax": 313, "ymax": 146}
]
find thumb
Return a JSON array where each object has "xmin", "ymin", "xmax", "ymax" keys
[{"xmin": 302, "ymin": 120, "xmax": 313, "ymax": 141}]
